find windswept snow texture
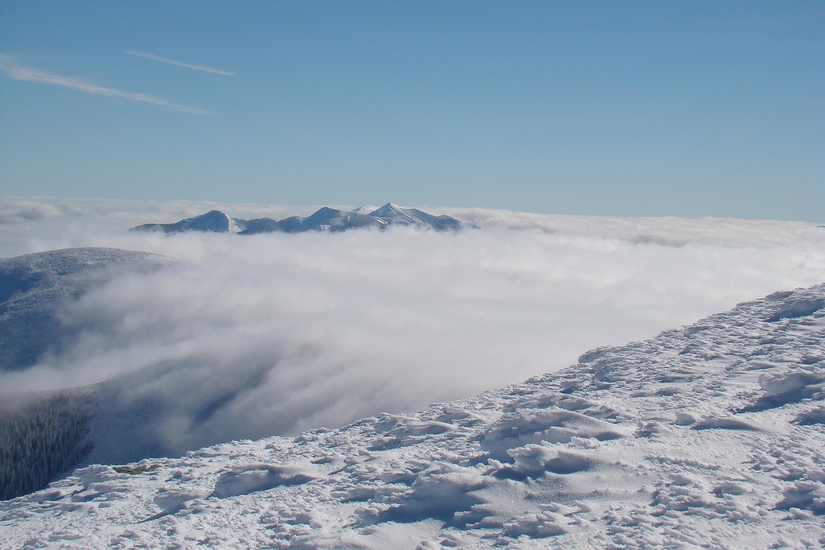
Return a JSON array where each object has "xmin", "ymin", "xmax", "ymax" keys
[
  {"xmin": 2, "ymin": 285, "xmax": 824, "ymax": 548},
  {"xmin": 130, "ymin": 203, "xmax": 461, "ymax": 234}
]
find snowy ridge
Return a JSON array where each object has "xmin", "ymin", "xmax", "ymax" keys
[
  {"xmin": 130, "ymin": 203, "xmax": 461, "ymax": 234},
  {"xmin": 1, "ymin": 285, "xmax": 824, "ymax": 548}
]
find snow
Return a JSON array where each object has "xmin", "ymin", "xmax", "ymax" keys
[
  {"xmin": 1, "ymin": 284, "xmax": 824, "ymax": 548},
  {"xmin": 368, "ymin": 203, "xmax": 462, "ymax": 230},
  {"xmin": 129, "ymin": 204, "xmax": 459, "ymax": 234},
  {"xmin": 132, "ymin": 210, "xmax": 243, "ymax": 234},
  {"xmin": 0, "ymin": 248, "xmax": 170, "ymax": 373}
]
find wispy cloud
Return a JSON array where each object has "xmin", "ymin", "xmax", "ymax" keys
[
  {"xmin": 0, "ymin": 53, "xmax": 206, "ymax": 114},
  {"xmin": 124, "ymin": 50, "xmax": 235, "ymax": 77}
]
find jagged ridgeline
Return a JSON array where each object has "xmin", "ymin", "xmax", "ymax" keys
[
  {"xmin": 129, "ymin": 203, "xmax": 462, "ymax": 234},
  {"xmin": 0, "ymin": 390, "xmax": 94, "ymax": 500}
]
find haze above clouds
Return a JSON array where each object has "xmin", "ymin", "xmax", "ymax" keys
[{"xmin": 1, "ymin": 196, "xmax": 824, "ymax": 454}]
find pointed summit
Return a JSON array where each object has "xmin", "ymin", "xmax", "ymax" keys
[
  {"xmin": 369, "ymin": 203, "xmax": 461, "ymax": 231},
  {"xmin": 368, "ymin": 203, "xmax": 405, "ymax": 217},
  {"xmin": 368, "ymin": 203, "xmax": 423, "ymax": 225}
]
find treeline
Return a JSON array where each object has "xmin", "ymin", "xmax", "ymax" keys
[{"xmin": 0, "ymin": 390, "xmax": 95, "ymax": 500}]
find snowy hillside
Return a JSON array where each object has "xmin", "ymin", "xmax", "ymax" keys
[
  {"xmin": 0, "ymin": 248, "xmax": 173, "ymax": 499},
  {"xmin": 130, "ymin": 210, "xmax": 245, "ymax": 234},
  {"xmin": 1, "ymin": 284, "xmax": 823, "ymax": 548},
  {"xmin": 0, "ymin": 248, "xmax": 171, "ymax": 373}
]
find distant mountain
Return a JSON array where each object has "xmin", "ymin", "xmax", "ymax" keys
[
  {"xmin": 131, "ymin": 210, "xmax": 244, "ymax": 234},
  {"xmin": 298, "ymin": 207, "xmax": 384, "ymax": 232},
  {"xmin": 238, "ymin": 217, "xmax": 280, "ymax": 235},
  {"xmin": 131, "ymin": 203, "xmax": 461, "ymax": 234},
  {"xmin": 369, "ymin": 202, "xmax": 461, "ymax": 231}
]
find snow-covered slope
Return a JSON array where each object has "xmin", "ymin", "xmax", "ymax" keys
[
  {"xmin": 2, "ymin": 284, "xmax": 823, "ymax": 548},
  {"xmin": 0, "ymin": 248, "xmax": 174, "ymax": 500},
  {"xmin": 0, "ymin": 248, "xmax": 171, "ymax": 372},
  {"xmin": 299, "ymin": 207, "xmax": 385, "ymax": 232},
  {"xmin": 369, "ymin": 202, "xmax": 462, "ymax": 231},
  {"xmin": 131, "ymin": 210, "xmax": 246, "ymax": 234}
]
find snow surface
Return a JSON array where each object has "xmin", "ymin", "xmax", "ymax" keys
[
  {"xmin": 0, "ymin": 247, "xmax": 170, "ymax": 372},
  {"xmin": 2, "ymin": 284, "xmax": 824, "ymax": 548}
]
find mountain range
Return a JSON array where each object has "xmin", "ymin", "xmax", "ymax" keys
[{"xmin": 131, "ymin": 203, "xmax": 461, "ymax": 234}]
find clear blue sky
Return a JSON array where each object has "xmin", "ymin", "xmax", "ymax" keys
[{"xmin": 1, "ymin": 1, "xmax": 823, "ymax": 220}]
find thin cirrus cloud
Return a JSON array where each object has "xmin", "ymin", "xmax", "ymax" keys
[
  {"xmin": 124, "ymin": 50, "xmax": 236, "ymax": 77},
  {"xmin": 0, "ymin": 53, "xmax": 206, "ymax": 114}
]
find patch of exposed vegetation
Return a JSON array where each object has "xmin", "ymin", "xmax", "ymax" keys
[{"xmin": 112, "ymin": 464, "xmax": 159, "ymax": 475}]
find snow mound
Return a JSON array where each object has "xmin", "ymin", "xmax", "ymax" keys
[{"xmin": 1, "ymin": 284, "xmax": 824, "ymax": 548}]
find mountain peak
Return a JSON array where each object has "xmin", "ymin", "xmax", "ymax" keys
[
  {"xmin": 369, "ymin": 203, "xmax": 405, "ymax": 217},
  {"xmin": 367, "ymin": 203, "xmax": 461, "ymax": 231},
  {"xmin": 131, "ymin": 210, "xmax": 246, "ymax": 234}
]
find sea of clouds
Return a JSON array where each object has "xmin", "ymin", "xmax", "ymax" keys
[{"xmin": 1, "ymin": 196, "xmax": 824, "ymax": 457}]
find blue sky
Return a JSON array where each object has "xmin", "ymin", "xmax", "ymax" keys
[{"xmin": 1, "ymin": 1, "xmax": 823, "ymax": 220}]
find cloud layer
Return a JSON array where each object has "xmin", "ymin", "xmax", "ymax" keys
[{"xmin": 1, "ymin": 196, "xmax": 824, "ymax": 458}]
